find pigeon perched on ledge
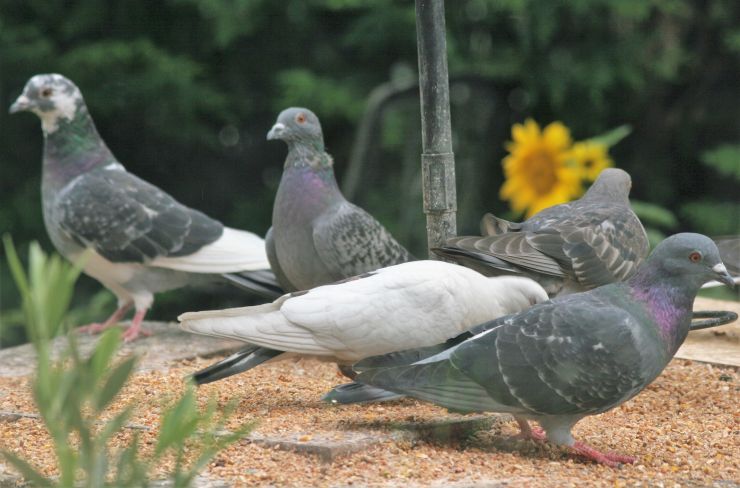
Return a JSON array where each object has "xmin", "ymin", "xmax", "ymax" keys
[
  {"xmin": 265, "ymin": 107, "xmax": 413, "ymax": 291},
  {"xmin": 352, "ymin": 233, "xmax": 735, "ymax": 467},
  {"xmin": 434, "ymin": 168, "xmax": 649, "ymax": 296},
  {"xmin": 179, "ymin": 261, "xmax": 548, "ymax": 387},
  {"xmin": 9, "ymin": 74, "xmax": 277, "ymax": 341}
]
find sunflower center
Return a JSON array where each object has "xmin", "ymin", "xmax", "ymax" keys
[{"xmin": 527, "ymin": 150, "xmax": 557, "ymax": 194}]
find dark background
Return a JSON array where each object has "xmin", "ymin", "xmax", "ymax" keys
[{"xmin": 1, "ymin": 0, "xmax": 739, "ymax": 346}]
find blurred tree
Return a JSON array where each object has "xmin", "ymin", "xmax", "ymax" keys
[{"xmin": 1, "ymin": 0, "xmax": 738, "ymax": 346}]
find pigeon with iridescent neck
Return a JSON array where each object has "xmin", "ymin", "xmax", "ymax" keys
[
  {"xmin": 351, "ymin": 233, "xmax": 734, "ymax": 467},
  {"xmin": 265, "ymin": 107, "xmax": 413, "ymax": 291},
  {"xmin": 185, "ymin": 107, "xmax": 415, "ymax": 382},
  {"xmin": 434, "ymin": 168, "xmax": 648, "ymax": 296},
  {"xmin": 9, "ymin": 74, "xmax": 278, "ymax": 341}
]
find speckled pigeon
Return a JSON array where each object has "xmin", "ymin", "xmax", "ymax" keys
[
  {"xmin": 434, "ymin": 168, "xmax": 649, "ymax": 296},
  {"xmin": 265, "ymin": 107, "xmax": 413, "ymax": 291},
  {"xmin": 185, "ymin": 107, "xmax": 416, "ymax": 381},
  {"xmin": 351, "ymin": 233, "xmax": 734, "ymax": 467},
  {"xmin": 178, "ymin": 261, "xmax": 548, "ymax": 387},
  {"xmin": 9, "ymin": 74, "xmax": 278, "ymax": 341}
]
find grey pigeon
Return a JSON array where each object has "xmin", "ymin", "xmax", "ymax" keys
[
  {"xmin": 187, "ymin": 107, "xmax": 415, "ymax": 382},
  {"xmin": 351, "ymin": 233, "xmax": 734, "ymax": 467},
  {"xmin": 179, "ymin": 261, "xmax": 548, "ymax": 388},
  {"xmin": 434, "ymin": 168, "xmax": 649, "ymax": 296},
  {"xmin": 9, "ymin": 74, "xmax": 277, "ymax": 341},
  {"xmin": 265, "ymin": 107, "xmax": 413, "ymax": 291}
]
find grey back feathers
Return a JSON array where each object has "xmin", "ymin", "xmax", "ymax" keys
[{"xmin": 434, "ymin": 168, "xmax": 648, "ymax": 296}]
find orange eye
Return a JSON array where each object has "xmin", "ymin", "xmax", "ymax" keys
[
  {"xmin": 41, "ymin": 88, "xmax": 53, "ymax": 97},
  {"xmin": 689, "ymin": 251, "xmax": 702, "ymax": 263},
  {"xmin": 295, "ymin": 113, "xmax": 306, "ymax": 124}
]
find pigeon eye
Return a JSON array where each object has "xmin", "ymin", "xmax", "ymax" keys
[
  {"xmin": 295, "ymin": 113, "xmax": 306, "ymax": 124},
  {"xmin": 688, "ymin": 251, "xmax": 702, "ymax": 263},
  {"xmin": 41, "ymin": 88, "xmax": 53, "ymax": 98}
]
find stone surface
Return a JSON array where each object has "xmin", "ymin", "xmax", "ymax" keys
[
  {"xmin": 245, "ymin": 415, "xmax": 506, "ymax": 463},
  {"xmin": 0, "ymin": 463, "xmax": 24, "ymax": 488},
  {"xmin": 248, "ymin": 430, "xmax": 403, "ymax": 463},
  {"xmin": 678, "ymin": 297, "xmax": 740, "ymax": 367},
  {"xmin": 0, "ymin": 321, "xmax": 242, "ymax": 377}
]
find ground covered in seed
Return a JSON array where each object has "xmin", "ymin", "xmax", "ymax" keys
[{"xmin": 0, "ymin": 355, "xmax": 737, "ymax": 487}]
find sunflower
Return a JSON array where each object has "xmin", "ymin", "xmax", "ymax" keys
[
  {"xmin": 499, "ymin": 119, "xmax": 584, "ymax": 218},
  {"xmin": 569, "ymin": 140, "xmax": 613, "ymax": 181}
]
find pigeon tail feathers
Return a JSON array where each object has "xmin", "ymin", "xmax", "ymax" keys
[
  {"xmin": 192, "ymin": 346, "xmax": 284, "ymax": 385},
  {"xmin": 151, "ymin": 227, "xmax": 269, "ymax": 273}
]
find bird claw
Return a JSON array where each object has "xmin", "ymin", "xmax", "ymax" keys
[
  {"xmin": 121, "ymin": 326, "xmax": 152, "ymax": 343},
  {"xmin": 511, "ymin": 418, "xmax": 547, "ymax": 442},
  {"xmin": 571, "ymin": 441, "xmax": 636, "ymax": 468},
  {"xmin": 77, "ymin": 322, "xmax": 113, "ymax": 335}
]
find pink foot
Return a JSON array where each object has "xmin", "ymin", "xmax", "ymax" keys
[
  {"xmin": 571, "ymin": 441, "xmax": 636, "ymax": 468},
  {"xmin": 511, "ymin": 417, "xmax": 547, "ymax": 442},
  {"xmin": 121, "ymin": 309, "xmax": 150, "ymax": 343},
  {"xmin": 77, "ymin": 302, "xmax": 133, "ymax": 335}
]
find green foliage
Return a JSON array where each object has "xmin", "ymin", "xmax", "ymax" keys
[
  {"xmin": 679, "ymin": 144, "xmax": 740, "ymax": 237},
  {"xmin": 589, "ymin": 125, "xmax": 632, "ymax": 148},
  {"xmin": 1, "ymin": 238, "xmax": 252, "ymax": 487},
  {"xmin": 700, "ymin": 144, "xmax": 740, "ymax": 180},
  {"xmin": 2, "ymin": 0, "xmax": 739, "ymax": 329},
  {"xmin": 682, "ymin": 201, "xmax": 740, "ymax": 236}
]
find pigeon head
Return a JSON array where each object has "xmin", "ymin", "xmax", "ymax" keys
[
  {"xmin": 640, "ymin": 233, "xmax": 734, "ymax": 289},
  {"xmin": 583, "ymin": 168, "xmax": 632, "ymax": 201},
  {"xmin": 267, "ymin": 107, "xmax": 324, "ymax": 150},
  {"xmin": 493, "ymin": 276, "xmax": 550, "ymax": 311},
  {"xmin": 10, "ymin": 74, "xmax": 87, "ymax": 134}
]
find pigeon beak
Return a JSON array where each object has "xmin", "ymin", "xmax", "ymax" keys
[
  {"xmin": 9, "ymin": 95, "xmax": 32, "ymax": 114},
  {"xmin": 267, "ymin": 122, "xmax": 286, "ymax": 140},
  {"xmin": 712, "ymin": 262, "xmax": 736, "ymax": 287}
]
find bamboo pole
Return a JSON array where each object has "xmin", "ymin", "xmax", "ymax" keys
[{"xmin": 415, "ymin": 0, "xmax": 457, "ymax": 257}]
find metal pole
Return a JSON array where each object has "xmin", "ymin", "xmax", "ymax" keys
[{"xmin": 415, "ymin": 0, "xmax": 457, "ymax": 258}]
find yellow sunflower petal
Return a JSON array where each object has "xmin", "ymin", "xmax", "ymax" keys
[{"xmin": 543, "ymin": 122, "xmax": 572, "ymax": 152}]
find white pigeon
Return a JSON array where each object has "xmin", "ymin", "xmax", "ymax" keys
[{"xmin": 179, "ymin": 260, "xmax": 548, "ymax": 385}]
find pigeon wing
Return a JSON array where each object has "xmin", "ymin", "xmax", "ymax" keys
[
  {"xmin": 312, "ymin": 201, "xmax": 413, "ymax": 279},
  {"xmin": 527, "ymin": 205, "xmax": 649, "ymax": 288},
  {"xmin": 443, "ymin": 234, "xmax": 566, "ymax": 278},
  {"xmin": 54, "ymin": 169, "xmax": 223, "ymax": 263},
  {"xmin": 452, "ymin": 294, "xmax": 649, "ymax": 416}
]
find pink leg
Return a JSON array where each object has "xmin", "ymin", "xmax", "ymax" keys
[
  {"xmin": 77, "ymin": 302, "xmax": 133, "ymax": 335},
  {"xmin": 121, "ymin": 309, "xmax": 152, "ymax": 342},
  {"xmin": 511, "ymin": 417, "xmax": 547, "ymax": 442},
  {"xmin": 571, "ymin": 440, "xmax": 636, "ymax": 468}
]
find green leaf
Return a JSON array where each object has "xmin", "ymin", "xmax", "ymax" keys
[
  {"xmin": 89, "ymin": 328, "xmax": 123, "ymax": 383},
  {"xmin": 3, "ymin": 236, "xmax": 30, "ymax": 300},
  {"xmin": 155, "ymin": 388, "xmax": 199, "ymax": 456},
  {"xmin": 630, "ymin": 200, "xmax": 679, "ymax": 229},
  {"xmin": 114, "ymin": 433, "xmax": 146, "ymax": 486},
  {"xmin": 96, "ymin": 407, "xmax": 134, "ymax": 445},
  {"xmin": 1, "ymin": 450, "xmax": 54, "ymax": 487},
  {"xmin": 588, "ymin": 124, "xmax": 632, "ymax": 147},
  {"xmin": 94, "ymin": 356, "xmax": 136, "ymax": 412},
  {"xmin": 700, "ymin": 144, "xmax": 740, "ymax": 180},
  {"xmin": 682, "ymin": 201, "xmax": 740, "ymax": 235}
]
